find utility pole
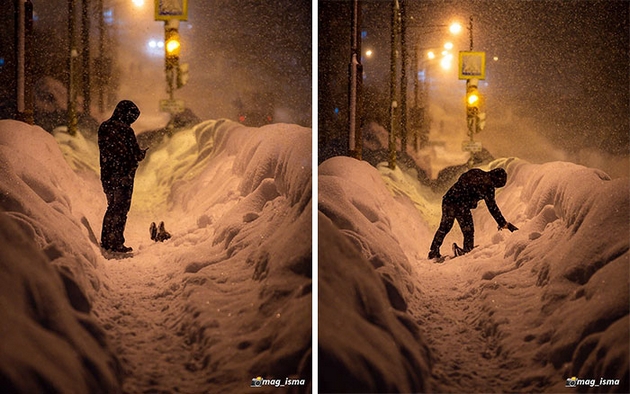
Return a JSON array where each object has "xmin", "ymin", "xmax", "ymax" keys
[
  {"xmin": 399, "ymin": 0, "xmax": 407, "ymax": 154},
  {"xmin": 465, "ymin": 16, "xmax": 474, "ymax": 168},
  {"xmin": 81, "ymin": 0, "xmax": 91, "ymax": 116},
  {"xmin": 15, "ymin": 0, "xmax": 34, "ymax": 124},
  {"xmin": 67, "ymin": 0, "xmax": 78, "ymax": 135},
  {"xmin": 96, "ymin": 0, "xmax": 105, "ymax": 113},
  {"xmin": 468, "ymin": 15, "xmax": 473, "ymax": 51},
  {"xmin": 389, "ymin": 0, "xmax": 400, "ymax": 170},
  {"xmin": 348, "ymin": 0, "xmax": 362, "ymax": 160}
]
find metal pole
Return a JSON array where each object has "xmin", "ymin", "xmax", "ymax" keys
[
  {"xmin": 348, "ymin": 0, "xmax": 362, "ymax": 160},
  {"xmin": 81, "ymin": 0, "xmax": 91, "ymax": 116},
  {"xmin": 399, "ymin": 0, "xmax": 407, "ymax": 154},
  {"xmin": 467, "ymin": 14, "xmax": 475, "ymax": 169},
  {"xmin": 15, "ymin": 0, "xmax": 33, "ymax": 124},
  {"xmin": 469, "ymin": 15, "xmax": 473, "ymax": 51},
  {"xmin": 388, "ymin": 0, "xmax": 399, "ymax": 170},
  {"xmin": 16, "ymin": 0, "xmax": 25, "ymax": 120},
  {"xmin": 97, "ymin": 0, "xmax": 104, "ymax": 113},
  {"xmin": 68, "ymin": 0, "xmax": 78, "ymax": 135}
]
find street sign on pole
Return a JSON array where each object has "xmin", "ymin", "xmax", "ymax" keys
[
  {"xmin": 160, "ymin": 98, "xmax": 185, "ymax": 114},
  {"xmin": 155, "ymin": 0, "xmax": 188, "ymax": 21},
  {"xmin": 458, "ymin": 51, "xmax": 486, "ymax": 80},
  {"xmin": 462, "ymin": 140, "xmax": 482, "ymax": 153}
]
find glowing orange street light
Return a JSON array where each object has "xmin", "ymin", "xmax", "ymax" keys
[{"xmin": 449, "ymin": 22, "xmax": 463, "ymax": 35}]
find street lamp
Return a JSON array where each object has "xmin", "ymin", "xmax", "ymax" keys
[{"xmin": 449, "ymin": 22, "xmax": 463, "ymax": 35}]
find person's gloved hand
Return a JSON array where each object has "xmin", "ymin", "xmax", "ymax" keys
[
  {"xmin": 499, "ymin": 222, "xmax": 519, "ymax": 232},
  {"xmin": 506, "ymin": 222, "xmax": 518, "ymax": 232}
]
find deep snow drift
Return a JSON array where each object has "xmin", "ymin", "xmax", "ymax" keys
[
  {"xmin": 0, "ymin": 119, "xmax": 311, "ymax": 393},
  {"xmin": 318, "ymin": 155, "xmax": 629, "ymax": 393}
]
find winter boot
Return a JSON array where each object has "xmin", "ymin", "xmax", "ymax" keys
[
  {"xmin": 428, "ymin": 249, "xmax": 442, "ymax": 260},
  {"xmin": 453, "ymin": 243, "xmax": 466, "ymax": 257},
  {"xmin": 150, "ymin": 222, "xmax": 157, "ymax": 241},
  {"xmin": 156, "ymin": 221, "xmax": 171, "ymax": 242}
]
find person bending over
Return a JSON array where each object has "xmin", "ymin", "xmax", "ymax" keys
[{"xmin": 428, "ymin": 168, "xmax": 518, "ymax": 259}]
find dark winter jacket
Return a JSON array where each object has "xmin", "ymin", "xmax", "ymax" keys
[
  {"xmin": 98, "ymin": 100, "xmax": 145, "ymax": 183},
  {"xmin": 443, "ymin": 168, "xmax": 508, "ymax": 227}
]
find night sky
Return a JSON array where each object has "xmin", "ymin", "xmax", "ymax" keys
[
  {"xmin": 1, "ymin": 0, "xmax": 311, "ymax": 126},
  {"xmin": 319, "ymin": 0, "xmax": 629, "ymax": 158},
  {"xmin": 1, "ymin": 1, "xmax": 628, "ymax": 156}
]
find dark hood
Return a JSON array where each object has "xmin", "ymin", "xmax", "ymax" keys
[
  {"xmin": 490, "ymin": 168, "xmax": 507, "ymax": 188},
  {"xmin": 111, "ymin": 100, "xmax": 140, "ymax": 125}
]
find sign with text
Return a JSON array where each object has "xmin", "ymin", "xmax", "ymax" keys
[
  {"xmin": 160, "ymin": 99, "xmax": 185, "ymax": 114},
  {"xmin": 462, "ymin": 140, "xmax": 483, "ymax": 153},
  {"xmin": 155, "ymin": 0, "xmax": 188, "ymax": 21},
  {"xmin": 458, "ymin": 51, "xmax": 486, "ymax": 80}
]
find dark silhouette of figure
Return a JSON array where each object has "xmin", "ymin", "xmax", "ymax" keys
[
  {"xmin": 429, "ymin": 168, "xmax": 518, "ymax": 259},
  {"xmin": 98, "ymin": 100, "xmax": 146, "ymax": 253}
]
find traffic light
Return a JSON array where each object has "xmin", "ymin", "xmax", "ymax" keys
[
  {"xmin": 165, "ymin": 28, "xmax": 180, "ymax": 68},
  {"xmin": 466, "ymin": 84, "xmax": 480, "ymax": 116}
]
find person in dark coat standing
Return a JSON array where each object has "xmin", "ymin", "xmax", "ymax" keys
[
  {"xmin": 98, "ymin": 100, "xmax": 147, "ymax": 253},
  {"xmin": 428, "ymin": 168, "xmax": 518, "ymax": 259}
]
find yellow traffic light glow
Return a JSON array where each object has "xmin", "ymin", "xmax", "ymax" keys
[
  {"xmin": 165, "ymin": 28, "xmax": 181, "ymax": 58},
  {"xmin": 166, "ymin": 39, "xmax": 180, "ymax": 54},
  {"xmin": 467, "ymin": 93, "xmax": 479, "ymax": 106}
]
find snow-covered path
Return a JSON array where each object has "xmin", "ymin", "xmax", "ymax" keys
[
  {"xmin": 98, "ymin": 251, "xmax": 200, "ymax": 393},
  {"xmin": 411, "ymin": 249, "xmax": 542, "ymax": 392},
  {"xmin": 89, "ymin": 120, "xmax": 313, "ymax": 393},
  {"xmin": 0, "ymin": 119, "xmax": 311, "ymax": 393},
  {"xmin": 413, "ymin": 256, "xmax": 505, "ymax": 391},
  {"xmin": 318, "ymin": 155, "xmax": 629, "ymax": 393}
]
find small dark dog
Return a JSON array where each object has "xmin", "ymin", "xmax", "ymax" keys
[{"xmin": 150, "ymin": 221, "xmax": 171, "ymax": 242}]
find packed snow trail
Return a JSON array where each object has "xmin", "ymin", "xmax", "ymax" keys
[
  {"xmin": 318, "ymin": 156, "xmax": 629, "ymax": 393},
  {"xmin": 410, "ymin": 248, "xmax": 549, "ymax": 392},
  {"xmin": 0, "ymin": 120, "xmax": 311, "ymax": 393},
  {"xmin": 90, "ymin": 120, "xmax": 313, "ymax": 393},
  {"xmin": 98, "ymin": 251, "xmax": 201, "ymax": 392},
  {"xmin": 95, "ymin": 219, "xmax": 209, "ymax": 393}
]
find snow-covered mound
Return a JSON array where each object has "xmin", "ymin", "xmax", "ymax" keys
[
  {"xmin": 318, "ymin": 155, "xmax": 628, "ymax": 393},
  {"xmin": 0, "ymin": 120, "xmax": 117, "ymax": 392},
  {"xmin": 0, "ymin": 119, "xmax": 311, "ymax": 393}
]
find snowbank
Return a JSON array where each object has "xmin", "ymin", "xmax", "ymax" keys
[
  {"xmin": 318, "ymin": 155, "xmax": 628, "ymax": 392},
  {"xmin": 148, "ymin": 120, "xmax": 313, "ymax": 392},
  {"xmin": 0, "ymin": 118, "xmax": 312, "ymax": 393},
  {"xmin": 0, "ymin": 120, "xmax": 117, "ymax": 392}
]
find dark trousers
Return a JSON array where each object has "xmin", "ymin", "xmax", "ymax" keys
[
  {"xmin": 101, "ymin": 175, "xmax": 134, "ymax": 249},
  {"xmin": 430, "ymin": 201, "xmax": 475, "ymax": 254}
]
